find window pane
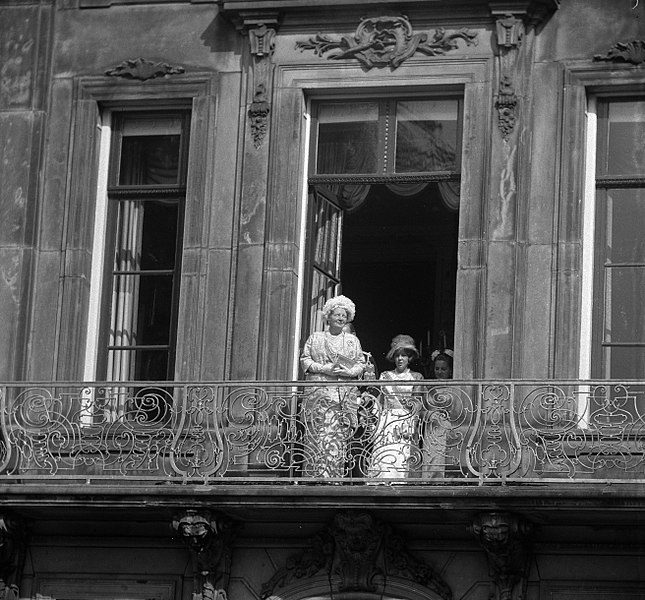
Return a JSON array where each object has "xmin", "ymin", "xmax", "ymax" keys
[
  {"xmin": 607, "ymin": 101, "xmax": 645, "ymax": 175},
  {"xmin": 606, "ymin": 346, "xmax": 645, "ymax": 379},
  {"xmin": 140, "ymin": 200, "xmax": 179, "ymax": 270},
  {"xmin": 309, "ymin": 269, "xmax": 338, "ymax": 333},
  {"xmin": 607, "ymin": 189, "xmax": 645, "ymax": 263},
  {"xmin": 119, "ymin": 134, "xmax": 181, "ymax": 185},
  {"xmin": 109, "ymin": 274, "xmax": 173, "ymax": 343},
  {"xmin": 604, "ymin": 266, "xmax": 645, "ymax": 343},
  {"xmin": 316, "ymin": 103, "xmax": 379, "ymax": 174},
  {"xmin": 395, "ymin": 99, "xmax": 458, "ymax": 173},
  {"xmin": 107, "ymin": 348, "xmax": 170, "ymax": 382}
]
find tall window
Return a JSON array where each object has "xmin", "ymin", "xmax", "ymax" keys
[
  {"xmin": 98, "ymin": 111, "xmax": 190, "ymax": 381},
  {"xmin": 304, "ymin": 96, "xmax": 462, "ymax": 374},
  {"xmin": 592, "ymin": 98, "xmax": 645, "ymax": 378}
]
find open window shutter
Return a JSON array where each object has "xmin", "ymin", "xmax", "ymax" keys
[{"xmin": 303, "ymin": 185, "xmax": 344, "ymax": 339}]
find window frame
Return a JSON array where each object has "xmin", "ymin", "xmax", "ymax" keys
[
  {"xmin": 95, "ymin": 108, "xmax": 192, "ymax": 382},
  {"xmin": 301, "ymin": 93, "xmax": 466, "ymax": 354},
  {"xmin": 63, "ymin": 74, "xmax": 218, "ymax": 382},
  {"xmin": 590, "ymin": 95, "xmax": 645, "ymax": 378},
  {"xmin": 260, "ymin": 59, "xmax": 490, "ymax": 380},
  {"xmin": 560, "ymin": 64, "xmax": 645, "ymax": 380}
]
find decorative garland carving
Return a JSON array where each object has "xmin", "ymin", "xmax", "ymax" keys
[
  {"xmin": 470, "ymin": 512, "xmax": 534, "ymax": 600},
  {"xmin": 594, "ymin": 40, "xmax": 645, "ymax": 65},
  {"xmin": 0, "ymin": 512, "xmax": 28, "ymax": 600},
  {"xmin": 495, "ymin": 75, "xmax": 518, "ymax": 138},
  {"xmin": 261, "ymin": 510, "xmax": 452, "ymax": 600},
  {"xmin": 171, "ymin": 509, "xmax": 236, "ymax": 600},
  {"xmin": 296, "ymin": 15, "xmax": 477, "ymax": 70},
  {"xmin": 248, "ymin": 23, "xmax": 276, "ymax": 148},
  {"xmin": 104, "ymin": 58, "xmax": 185, "ymax": 81}
]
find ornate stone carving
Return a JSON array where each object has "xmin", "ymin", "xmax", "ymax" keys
[
  {"xmin": 246, "ymin": 23, "xmax": 276, "ymax": 148},
  {"xmin": 0, "ymin": 512, "xmax": 28, "ymax": 600},
  {"xmin": 594, "ymin": 40, "xmax": 645, "ymax": 65},
  {"xmin": 470, "ymin": 512, "xmax": 534, "ymax": 600},
  {"xmin": 296, "ymin": 15, "xmax": 477, "ymax": 70},
  {"xmin": 261, "ymin": 510, "xmax": 451, "ymax": 600},
  {"xmin": 104, "ymin": 58, "xmax": 185, "ymax": 81},
  {"xmin": 171, "ymin": 509, "xmax": 236, "ymax": 600},
  {"xmin": 495, "ymin": 75, "xmax": 518, "ymax": 139},
  {"xmin": 492, "ymin": 14, "xmax": 525, "ymax": 139},
  {"xmin": 495, "ymin": 13, "xmax": 524, "ymax": 49},
  {"xmin": 249, "ymin": 23, "xmax": 276, "ymax": 57}
]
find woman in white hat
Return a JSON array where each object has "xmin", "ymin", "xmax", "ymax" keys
[{"xmin": 300, "ymin": 295, "xmax": 366, "ymax": 478}]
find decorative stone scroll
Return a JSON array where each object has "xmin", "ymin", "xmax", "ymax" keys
[
  {"xmin": 104, "ymin": 58, "xmax": 185, "ymax": 81},
  {"xmin": 0, "ymin": 512, "xmax": 28, "ymax": 600},
  {"xmin": 171, "ymin": 509, "xmax": 236, "ymax": 600},
  {"xmin": 470, "ymin": 512, "xmax": 534, "ymax": 600},
  {"xmin": 296, "ymin": 15, "xmax": 477, "ymax": 70},
  {"xmin": 594, "ymin": 40, "xmax": 645, "ymax": 65},
  {"xmin": 261, "ymin": 510, "xmax": 452, "ymax": 600}
]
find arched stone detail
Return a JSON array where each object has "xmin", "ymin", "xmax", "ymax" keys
[{"xmin": 261, "ymin": 510, "xmax": 451, "ymax": 600}]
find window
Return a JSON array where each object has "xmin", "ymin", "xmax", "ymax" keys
[
  {"xmin": 592, "ymin": 98, "xmax": 645, "ymax": 378},
  {"xmin": 97, "ymin": 111, "xmax": 191, "ymax": 381},
  {"xmin": 312, "ymin": 98, "xmax": 461, "ymax": 177},
  {"xmin": 304, "ymin": 96, "xmax": 462, "ymax": 376}
]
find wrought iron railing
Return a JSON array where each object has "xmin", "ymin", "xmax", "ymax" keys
[{"xmin": 1, "ymin": 381, "xmax": 645, "ymax": 484}]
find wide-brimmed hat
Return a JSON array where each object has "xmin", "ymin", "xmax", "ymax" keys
[
  {"xmin": 322, "ymin": 295, "xmax": 356, "ymax": 322},
  {"xmin": 386, "ymin": 334, "xmax": 419, "ymax": 362}
]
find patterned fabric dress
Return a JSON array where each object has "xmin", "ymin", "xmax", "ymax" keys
[
  {"xmin": 369, "ymin": 369, "xmax": 423, "ymax": 479},
  {"xmin": 300, "ymin": 331, "xmax": 366, "ymax": 477}
]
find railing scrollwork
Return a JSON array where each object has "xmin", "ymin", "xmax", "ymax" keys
[{"xmin": 2, "ymin": 381, "xmax": 645, "ymax": 483}]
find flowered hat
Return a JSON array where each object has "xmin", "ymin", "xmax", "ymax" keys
[
  {"xmin": 386, "ymin": 334, "xmax": 419, "ymax": 362},
  {"xmin": 322, "ymin": 295, "xmax": 356, "ymax": 322}
]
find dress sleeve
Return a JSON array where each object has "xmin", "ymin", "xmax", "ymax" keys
[
  {"xmin": 346, "ymin": 335, "xmax": 366, "ymax": 378},
  {"xmin": 300, "ymin": 333, "xmax": 325, "ymax": 374}
]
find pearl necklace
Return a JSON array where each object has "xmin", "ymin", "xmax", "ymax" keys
[{"xmin": 324, "ymin": 332, "xmax": 346, "ymax": 357}]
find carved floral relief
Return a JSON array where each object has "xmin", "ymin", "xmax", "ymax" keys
[
  {"xmin": 104, "ymin": 58, "xmax": 185, "ymax": 81},
  {"xmin": 594, "ymin": 40, "xmax": 645, "ymax": 65},
  {"xmin": 296, "ymin": 15, "xmax": 477, "ymax": 70}
]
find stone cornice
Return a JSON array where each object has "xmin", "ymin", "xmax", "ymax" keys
[{"xmin": 218, "ymin": 0, "xmax": 559, "ymax": 31}]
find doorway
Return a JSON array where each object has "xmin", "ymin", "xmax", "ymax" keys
[{"xmin": 340, "ymin": 182, "xmax": 458, "ymax": 377}]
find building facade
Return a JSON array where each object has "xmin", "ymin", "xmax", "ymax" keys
[{"xmin": 2, "ymin": 0, "xmax": 645, "ymax": 599}]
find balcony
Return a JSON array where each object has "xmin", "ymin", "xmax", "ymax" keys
[{"xmin": 1, "ymin": 380, "xmax": 645, "ymax": 488}]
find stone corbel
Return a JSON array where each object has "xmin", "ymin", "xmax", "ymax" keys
[
  {"xmin": 0, "ymin": 512, "xmax": 28, "ymax": 600},
  {"xmin": 491, "ymin": 12, "xmax": 524, "ymax": 139},
  {"xmin": 470, "ymin": 512, "xmax": 534, "ymax": 600},
  {"xmin": 171, "ymin": 509, "xmax": 236, "ymax": 600}
]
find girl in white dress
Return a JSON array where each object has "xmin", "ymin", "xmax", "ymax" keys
[{"xmin": 369, "ymin": 334, "xmax": 423, "ymax": 479}]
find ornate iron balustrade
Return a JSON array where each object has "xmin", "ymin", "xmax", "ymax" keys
[{"xmin": 1, "ymin": 381, "xmax": 645, "ymax": 483}]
